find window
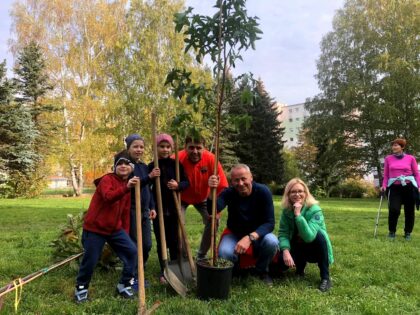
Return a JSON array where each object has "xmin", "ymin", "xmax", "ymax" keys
[
  {"xmin": 289, "ymin": 118, "xmax": 293, "ymax": 122},
  {"xmin": 290, "ymin": 138, "xmax": 294, "ymax": 142},
  {"xmin": 295, "ymin": 108, "xmax": 299, "ymax": 112},
  {"xmin": 296, "ymin": 117, "xmax": 300, "ymax": 121},
  {"xmin": 289, "ymin": 109, "xmax": 293, "ymax": 113}
]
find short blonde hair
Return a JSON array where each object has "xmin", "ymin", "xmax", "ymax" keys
[{"xmin": 281, "ymin": 178, "xmax": 318, "ymax": 210}]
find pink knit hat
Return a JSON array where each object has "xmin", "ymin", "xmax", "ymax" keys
[{"xmin": 156, "ymin": 133, "xmax": 174, "ymax": 148}]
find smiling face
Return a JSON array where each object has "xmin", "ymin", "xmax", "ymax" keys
[
  {"xmin": 288, "ymin": 183, "xmax": 306, "ymax": 205},
  {"xmin": 185, "ymin": 141, "xmax": 204, "ymax": 164},
  {"xmin": 115, "ymin": 161, "xmax": 133, "ymax": 179},
  {"xmin": 231, "ymin": 167, "xmax": 253, "ymax": 197},
  {"xmin": 157, "ymin": 141, "xmax": 172, "ymax": 159},
  {"xmin": 391, "ymin": 142, "xmax": 403, "ymax": 154},
  {"xmin": 127, "ymin": 139, "xmax": 145, "ymax": 162}
]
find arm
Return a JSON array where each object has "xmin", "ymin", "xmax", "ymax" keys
[
  {"xmin": 410, "ymin": 156, "xmax": 420, "ymax": 190},
  {"xmin": 382, "ymin": 156, "xmax": 389, "ymax": 190},
  {"xmin": 295, "ymin": 206, "xmax": 324, "ymax": 243},
  {"xmin": 254, "ymin": 187, "xmax": 275, "ymax": 238},
  {"xmin": 177, "ymin": 163, "xmax": 189, "ymax": 191},
  {"xmin": 278, "ymin": 211, "xmax": 291, "ymax": 251},
  {"xmin": 98, "ymin": 175, "xmax": 131, "ymax": 203}
]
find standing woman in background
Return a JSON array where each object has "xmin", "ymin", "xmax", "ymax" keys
[{"xmin": 382, "ymin": 138, "xmax": 420, "ymax": 240}]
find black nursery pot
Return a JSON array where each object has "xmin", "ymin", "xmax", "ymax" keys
[{"xmin": 196, "ymin": 259, "xmax": 234, "ymax": 300}]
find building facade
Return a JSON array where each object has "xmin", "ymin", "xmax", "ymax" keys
[{"xmin": 278, "ymin": 103, "xmax": 309, "ymax": 148}]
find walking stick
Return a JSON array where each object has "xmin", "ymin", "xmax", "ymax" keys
[{"xmin": 374, "ymin": 191, "xmax": 385, "ymax": 238}]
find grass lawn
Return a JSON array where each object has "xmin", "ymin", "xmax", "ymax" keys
[{"xmin": 1, "ymin": 196, "xmax": 419, "ymax": 314}]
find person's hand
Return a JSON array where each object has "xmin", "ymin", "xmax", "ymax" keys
[
  {"xmin": 234, "ymin": 235, "xmax": 252, "ymax": 255},
  {"xmin": 208, "ymin": 175, "xmax": 219, "ymax": 188},
  {"xmin": 149, "ymin": 209, "xmax": 157, "ymax": 220},
  {"xmin": 381, "ymin": 187, "xmax": 386, "ymax": 192},
  {"xmin": 149, "ymin": 167, "xmax": 160, "ymax": 178},
  {"xmin": 127, "ymin": 176, "xmax": 139, "ymax": 188},
  {"xmin": 283, "ymin": 250, "xmax": 295, "ymax": 268},
  {"xmin": 167, "ymin": 179, "xmax": 178, "ymax": 190},
  {"xmin": 293, "ymin": 202, "xmax": 303, "ymax": 216}
]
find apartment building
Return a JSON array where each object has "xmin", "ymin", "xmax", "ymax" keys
[{"xmin": 278, "ymin": 103, "xmax": 309, "ymax": 148}]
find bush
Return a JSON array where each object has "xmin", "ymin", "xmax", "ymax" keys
[
  {"xmin": 330, "ymin": 178, "xmax": 376, "ymax": 198},
  {"xmin": 267, "ymin": 182, "xmax": 284, "ymax": 196}
]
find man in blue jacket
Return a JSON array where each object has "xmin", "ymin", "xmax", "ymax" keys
[{"xmin": 209, "ymin": 164, "xmax": 278, "ymax": 286}]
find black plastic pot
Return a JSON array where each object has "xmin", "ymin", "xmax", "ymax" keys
[{"xmin": 196, "ymin": 259, "xmax": 234, "ymax": 300}]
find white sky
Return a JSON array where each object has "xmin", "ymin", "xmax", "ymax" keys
[{"xmin": 0, "ymin": 0, "xmax": 344, "ymax": 105}]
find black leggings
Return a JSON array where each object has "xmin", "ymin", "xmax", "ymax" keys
[
  {"xmin": 279, "ymin": 231, "xmax": 330, "ymax": 280},
  {"xmin": 388, "ymin": 184, "xmax": 415, "ymax": 234}
]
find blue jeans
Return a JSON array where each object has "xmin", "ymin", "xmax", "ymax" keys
[
  {"xmin": 218, "ymin": 233, "xmax": 278, "ymax": 273},
  {"xmin": 129, "ymin": 210, "xmax": 152, "ymax": 268},
  {"xmin": 76, "ymin": 229, "xmax": 137, "ymax": 287}
]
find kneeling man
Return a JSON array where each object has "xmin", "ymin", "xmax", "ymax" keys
[{"xmin": 209, "ymin": 164, "xmax": 278, "ymax": 286}]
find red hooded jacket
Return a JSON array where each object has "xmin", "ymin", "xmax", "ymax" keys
[{"xmin": 83, "ymin": 173, "xmax": 131, "ymax": 235}]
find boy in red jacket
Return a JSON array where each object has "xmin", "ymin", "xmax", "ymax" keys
[{"xmin": 74, "ymin": 150, "xmax": 139, "ymax": 303}]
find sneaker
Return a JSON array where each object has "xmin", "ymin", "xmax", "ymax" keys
[
  {"xmin": 319, "ymin": 279, "xmax": 332, "ymax": 292},
  {"xmin": 388, "ymin": 232, "xmax": 396, "ymax": 240},
  {"xmin": 131, "ymin": 278, "xmax": 150, "ymax": 292},
  {"xmin": 116, "ymin": 283, "xmax": 135, "ymax": 299},
  {"xmin": 404, "ymin": 233, "xmax": 411, "ymax": 241},
  {"xmin": 74, "ymin": 285, "xmax": 88, "ymax": 303},
  {"xmin": 259, "ymin": 272, "xmax": 274, "ymax": 287}
]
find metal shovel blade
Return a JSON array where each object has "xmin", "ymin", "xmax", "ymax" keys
[
  {"xmin": 163, "ymin": 263, "xmax": 188, "ymax": 297},
  {"xmin": 168, "ymin": 259, "xmax": 194, "ymax": 283}
]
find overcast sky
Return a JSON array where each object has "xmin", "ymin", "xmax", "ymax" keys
[{"xmin": 0, "ymin": 0, "xmax": 344, "ymax": 105}]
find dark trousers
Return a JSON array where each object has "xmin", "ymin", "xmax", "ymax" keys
[
  {"xmin": 388, "ymin": 184, "xmax": 415, "ymax": 234},
  {"xmin": 153, "ymin": 213, "xmax": 179, "ymax": 273},
  {"xmin": 129, "ymin": 210, "xmax": 152, "ymax": 270},
  {"xmin": 76, "ymin": 229, "xmax": 137, "ymax": 287},
  {"xmin": 279, "ymin": 231, "xmax": 330, "ymax": 280}
]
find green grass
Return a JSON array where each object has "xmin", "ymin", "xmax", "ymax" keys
[{"xmin": 1, "ymin": 197, "xmax": 419, "ymax": 314}]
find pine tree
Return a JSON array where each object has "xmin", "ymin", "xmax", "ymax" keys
[
  {"xmin": 228, "ymin": 76, "xmax": 285, "ymax": 184},
  {"xmin": 13, "ymin": 41, "xmax": 53, "ymax": 121},
  {"xmin": 0, "ymin": 61, "xmax": 39, "ymax": 197}
]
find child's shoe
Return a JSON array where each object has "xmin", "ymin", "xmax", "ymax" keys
[
  {"xmin": 116, "ymin": 283, "xmax": 135, "ymax": 299},
  {"xmin": 74, "ymin": 285, "xmax": 88, "ymax": 303}
]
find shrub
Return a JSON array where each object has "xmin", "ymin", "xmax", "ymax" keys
[{"xmin": 330, "ymin": 178, "xmax": 376, "ymax": 198}]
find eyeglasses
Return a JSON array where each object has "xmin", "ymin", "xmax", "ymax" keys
[{"xmin": 289, "ymin": 190, "xmax": 305, "ymax": 195}]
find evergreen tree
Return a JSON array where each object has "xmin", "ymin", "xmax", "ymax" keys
[
  {"xmin": 13, "ymin": 41, "xmax": 53, "ymax": 123},
  {"xmin": 0, "ymin": 61, "xmax": 39, "ymax": 197},
  {"xmin": 228, "ymin": 76, "xmax": 285, "ymax": 184}
]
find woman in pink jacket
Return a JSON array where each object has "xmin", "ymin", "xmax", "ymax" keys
[{"xmin": 382, "ymin": 138, "xmax": 420, "ymax": 240}]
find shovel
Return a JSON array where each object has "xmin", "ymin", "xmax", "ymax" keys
[
  {"xmin": 152, "ymin": 113, "xmax": 187, "ymax": 297},
  {"xmin": 173, "ymin": 135, "xmax": 196, "ymax": 282},
  {"xmin": 135, "ymin": 182, "xmax": 160, "ymax": 315}
]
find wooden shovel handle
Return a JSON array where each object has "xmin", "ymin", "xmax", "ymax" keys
[
  {"xmin": 135, "ymin": 182, "xmax": 146, "ymax": 313},
  {"xmin": 151, "ymin": 112, "xmax": 168, "ymax": 261}
]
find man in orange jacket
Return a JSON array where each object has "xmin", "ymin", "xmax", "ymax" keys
[{"xmin": 178, "ymin": 136, "xmax": 228, "ymax": 260}]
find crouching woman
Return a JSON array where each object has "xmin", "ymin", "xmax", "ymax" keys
[{"xmin": 278, "ymin": 178, "xmax": 334, "ymax": 292}]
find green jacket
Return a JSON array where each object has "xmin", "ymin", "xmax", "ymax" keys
[{"xmin": 278, "ymin": 204, "xmax": 334, "ymax": 264}]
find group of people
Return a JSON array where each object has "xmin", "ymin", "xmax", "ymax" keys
[{"xmin": 74, "ymin": 135, "xmax": 419, "ymax": 302}]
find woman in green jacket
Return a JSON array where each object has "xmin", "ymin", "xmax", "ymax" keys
[{"xmin": 278, "ymin": 178, "xmax": 334, "ymax": 292}]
